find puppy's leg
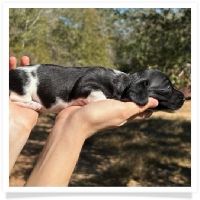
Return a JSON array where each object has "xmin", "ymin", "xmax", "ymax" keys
[
  {"xmin": 87, "ymin": 91, "xmax": 107, "ymax": 102},
  {"xmin": 71, "ymin": 91, "xmax": 107, "ymax": 106},
  {"xmin": 14, "ymin": 101, "xmax": 42, "ymax": 111},
  {"xmin": 10, "ymin": 92, "xmax": 42, "ymax": 111},
  {"xmin": 71, "ymin": 98, "xmax": 89, "ymax": 106}
]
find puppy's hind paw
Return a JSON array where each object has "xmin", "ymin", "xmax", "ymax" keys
[{"xmin": 14, "ymin": 101, "xmax": 42, "ymax": 111}]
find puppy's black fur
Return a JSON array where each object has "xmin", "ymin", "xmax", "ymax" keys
[
  {"xmin": 127, "ymin": 69, "xmax": 185, "ymax": 112},
  {"xmin": 9, "ymin": 64, "xmax": 184, "ymax": 113}
]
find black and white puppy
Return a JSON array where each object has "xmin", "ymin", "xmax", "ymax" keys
[{"xmin": 9, "ymin": 64, "xmax": 184, "ymax": 113}]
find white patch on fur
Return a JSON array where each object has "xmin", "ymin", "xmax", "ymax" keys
[
  {"xmin": 87, "ymin": 91, "xmax": 107, "ymax": 102},
  {"xmin": 23, "ymin": 65, "xmax": 43, "ymax": 105},
  {"xmin": 46, "ymin": 91, "xmax": 107, "ymax": 113},
  {"xmin": 113, "ymin": 69, "xmax": 125, "ymax": 75},
  {"xmin": 42, "ymin": 91, "xmax": 107, "ymax": 113},
  {"xmin": 40, "ymin": 97, "xmax": 73, "ymax": 113},
  {"xmin": 28, "ymin": 69, "xmax": 41, "ymax": 103},
  {"xmin": 10, "ymin": 65, "xmax": 108, "ymax": 113},
  {"xmin": 10, "ymin": 91, "xmax": 42, "ymax": 111},
  {"xmin": 10, "ymin": 91, "xmax": 32, "ymax": 103},
  {"xmin": 10, "ymin": 65, "xmax": 43, "ymax": 111},
  {"xmin": 17, "ymin": 64, "xmax": 40, "ymax": 71},
  {"xmin": 16, "ymin": 65, "xmax": 39, "ymax": 73},
  {"xmin": 15, "ymin": 65, "xmax": 40, "ymax": 100}
]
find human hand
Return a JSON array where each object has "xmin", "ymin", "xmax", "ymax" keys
[
  {"xmin": 9, "ymin": 56, "xmax": 39, "ymax": 133},
  {"xmin": 25, "ymin": 97, "xmax": 158, "ymax": 186},
  {"xmin": 55, "ymin": 97, "xmax": 158, "ymax": 140},
  {"xmin": 9, "ymin": 56, "xmax": 39, "ymax": 174}
]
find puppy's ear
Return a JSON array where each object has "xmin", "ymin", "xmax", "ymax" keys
[
  {"xmin": 127, "ymin": 83, "xmax": 149, "ymax": 106},
  {"xmin": 122, "ymin": 74, "xmax": 149, "ymax": 106},
  {"xmin": 112, "ymin": 74, "xmax": 131, "ymax": 99}
]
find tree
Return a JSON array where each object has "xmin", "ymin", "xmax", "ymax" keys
[
  {"xmin": 9, "ymin": 8, "xmax": 113, "ymax": 67},
  {"xmin": 9, "ymin": 8, "xmax": 191, "ymax": 87},
  {"xmin": 50, "ymin": 8, "xmax": 112, "ymax": 67},
  {"xmin": 9, "ymin": 8, "xmax": 53, "ymax": 63},
  {"xmin": 111, "ymin": 8, "xmax": 191, "ymax": 87}
]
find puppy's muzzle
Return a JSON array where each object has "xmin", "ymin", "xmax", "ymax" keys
[
  {"xmin": 127, "ymin": 69, "xmax": 185, "ymax": 112},
  {"xmin": 150, "ymin": 89, "xmax": 185, "ymax": 112}
]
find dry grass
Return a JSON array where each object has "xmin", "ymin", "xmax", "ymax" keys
[
  {"xmin": 9, "ymin": 101, "xmax": 191, "ymax": 187},
  {"xmin": 152, "ymin": 100, "xmax": 191, "ymax": 121}
]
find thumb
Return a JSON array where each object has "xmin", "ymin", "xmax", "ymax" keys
[
  {"xmin": 123, "ymin": 97, "xmax": 158, "ymax": 119},
  {"xmin": 136, "ymin": 97, "xmax": 158, "ymax": 113}
]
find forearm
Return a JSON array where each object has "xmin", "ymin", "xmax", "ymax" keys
[
  {"xmin": 23, "ymin": 99, "xmax": 158, "ymax": 186},
  {"xmin": 9, "ymin": 101, "xmax": 38, "ymax": 174},
  {"xmin": 9, "ymin": 119, "xmax": 32, "ymax": 175},
  {"xmin": 24, "ymin": 118, "xmax": 87, "ymax": 186}
]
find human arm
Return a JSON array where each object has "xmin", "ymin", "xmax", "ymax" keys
[
  {"xmin": 9, "ymin": 56, "xmax": 39, "ymax": 174},
  {"xmin": 25, "ymin": 98, "xmax": 158, "ymax": 186}
]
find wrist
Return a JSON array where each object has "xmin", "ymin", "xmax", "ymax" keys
[
  {"xmin": 9, "ymin": 118, "xmax": 32, "ymax": 174},
  {"xmin": 54, "ymin": 115, "xmax": 88, "ymax": 143},
  {"xmin": 9, "ymin": 116, "xmax": 32, "ymax": 137},
  {"xmin": 55, "ymin": 107, "xmax": 96, "ymax": 141},
  {"xmin": 9, "ymin": 101, "xmax": 38, "ymax": 134},
  {"xmin": 25, "ymin": 112, "xmax": 88, "ymax": 186}
]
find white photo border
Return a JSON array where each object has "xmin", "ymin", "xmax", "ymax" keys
[{"xmin": 1, "ymin": 0, "xmax": 198, "ymax": 194}]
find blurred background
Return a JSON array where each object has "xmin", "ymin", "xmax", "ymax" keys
[{"xmin": 9, "ymin": 8, "xmax": 191, "ymax": 187}]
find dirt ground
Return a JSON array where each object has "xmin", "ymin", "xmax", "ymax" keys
[{"xmin": 9, "ymin": 100, "xmax": 191, "ymax": 187}]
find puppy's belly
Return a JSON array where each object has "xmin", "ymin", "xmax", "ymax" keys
[
  {"xmin": 39, "ymin": 97, "xmax": 73, "ymax": 113},
  {"xmin": 10, "ymin": 90, "xmax": 107, "ymax": 113},
  {"xmin": 41, "ymin": 91, "xmax": 107, "ymax": 113}
]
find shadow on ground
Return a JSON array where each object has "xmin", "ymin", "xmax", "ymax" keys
[
  {"xmin": 10, "ymin": 112, "xmax": 191, "ymax": 187},
  {"xmin": 70, "ymin": 117, "xmax": 191, "ymax": 186}
]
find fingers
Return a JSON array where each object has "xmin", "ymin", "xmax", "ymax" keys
[
  {"xmin": 143, "ymin": 110, "xmax": 153, "ymax": 118},
  {"xmin": 123, "ymin": 97, "xmax": 158, "ymax": 119},
  {"xmin": 20, "ymin": 56, "xmax": 30, "ymax": 66},
  {"xmin": 9, "ymin": 56, "xmax": 17, "ymax": 70},
  {"xmin": 139, "ymin": 97, "xmax": 158, "ymax": 111},
  {"xmin": 127, "ymin": 110, "xmax": 153, "ymax": 122},
  {"xmin": 9, "ymin": 56, "xmax": 30, "ymax": 71},
  {"xmin": 118, "ymin": 110, "xmax": 153, "ymax": 127},
  {"xmin": 118, "ymin": 98, "xmax": 157, "ymax": 126}
]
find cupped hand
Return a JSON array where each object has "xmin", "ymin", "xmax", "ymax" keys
[
  {"xmin": 9, "ymin": 56, "xmax": 39, "ymax": 133},
  {"xmin": 55, "ymin": 97, "xmax": 158, "ymax": 140}
]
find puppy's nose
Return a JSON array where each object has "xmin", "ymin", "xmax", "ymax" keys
[{"xmin": 177, "ymin": 94, "xmax": 185, "ymax": 108}]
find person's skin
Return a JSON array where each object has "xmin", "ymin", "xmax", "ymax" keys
[
  {"xmin": 9, "ymin": 56, "xmax": 158, "ymax": 186},
  {"xmin": 9, "ymin": 56, "xmax": 39, "ymax": 174}
]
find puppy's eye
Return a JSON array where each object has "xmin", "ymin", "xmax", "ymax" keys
[{"xmin": 143, "ymin": 81, "xmax": 149, "ymax": 87}]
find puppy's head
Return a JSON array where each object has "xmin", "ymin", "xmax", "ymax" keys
[{"xmin": 123, "ymin": 69, "xmax": 185, "ymax": 112}]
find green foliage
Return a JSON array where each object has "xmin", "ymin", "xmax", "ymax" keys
[
  {"xmin": 9, "ymin": 8, "xmax": 191, "ymax": 88},
  {"xmin": 50, "ymin": 9, "xmax": 112, "ymax": 67},
  {"xmin": 112, "ymin": 8, "xmax": 191, "ymax": 88},
  {"xmin": 9, "ymin": 8, "xmax": 53, "ymax": 63}
]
